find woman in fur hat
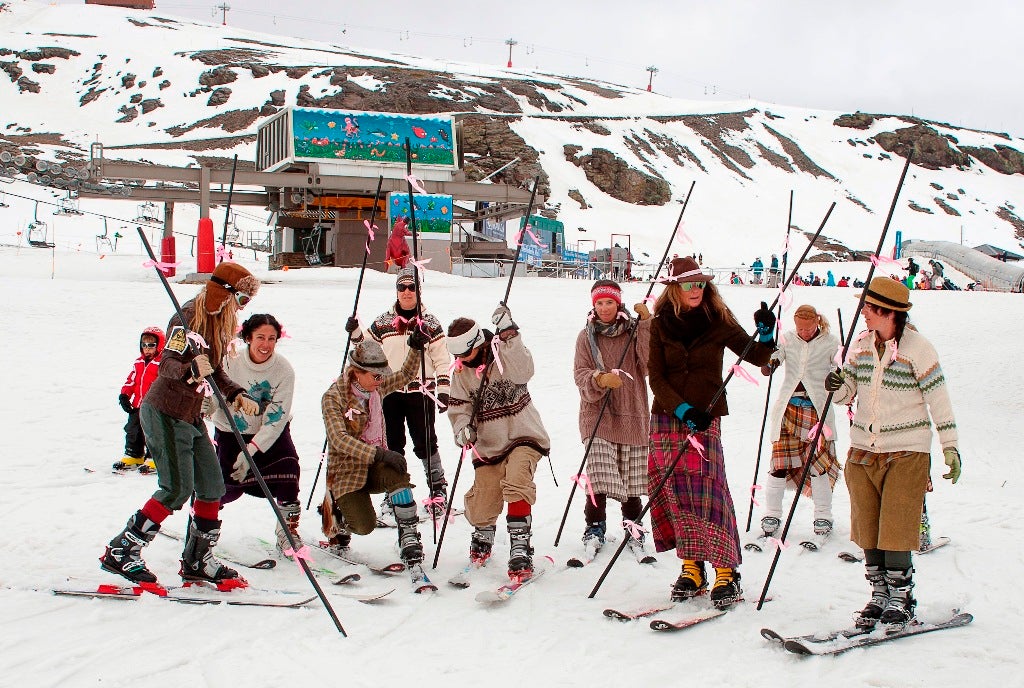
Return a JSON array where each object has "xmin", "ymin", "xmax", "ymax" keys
[
  {"xmin": 100, "ymin": 262, "xmax": 261, "ymax": 587},
  {"xmin": 319, "ymin": 332, "xmax": 432, "ymax": 585},
  {"xmin": 826, "ymin": 276, "xmax": 961, "ymax": 629},
  {"xmin": 572, "ymin": 279, "xmax": 652, "ymax": 561},
  {"xmin": 647, "ymin": 257, "xmax": 776, "ymax": 608},
  {"xmin": 758, "ymin": 304, "xmax": 841, "ymax": 542}
]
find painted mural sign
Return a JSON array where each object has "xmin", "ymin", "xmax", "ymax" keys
[
  {"xmin": 291, "ymin": 108, "xmax": 456, "ymax": 168},
  {"xmin": 388, "ymin": 192, "xmax": 453, "ymax": 238}
]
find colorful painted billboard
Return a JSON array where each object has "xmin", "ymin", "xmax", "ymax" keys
[
  {"xmin": 291, "ymin": 108, "xmax": 456, "ymax": 168},
  {"xmin": 388, "ymin": 192, "xmax": 453, "ymax": 239}
]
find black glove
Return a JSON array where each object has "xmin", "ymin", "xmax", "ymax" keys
[
  {"xmin": 118, "ymin": 394, "xmax": 133, "ymax": 413},
  {"xmin": 674, "ymin": 403, "xmax": 712, "ymax": 432},
  {"xmin": 375, "ymin": 447, "xmax": 408, "ymax": 475},
  {"xmin": 407, "ymin": 327, "xmax": 430, "ymax": 351},
  {"xmin": 825, "ymin": 369, "xmax": 845, "ymax": 392},
  {"xmin": 437, "ymin": 392, "xmax": 450, "ymax": 413},
  {"xmin": 754, "ymin": 301, "xmax": 776, "ymax": 343},
  {"xmin": 345, "ymin": 316, "xmax": 360, "ymax": 334}
]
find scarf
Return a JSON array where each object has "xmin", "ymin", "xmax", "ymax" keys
[
  {"xmin": 350, "ymin": 381, "xmax": 387, "ymax": 449},
  {"xmin": 585, "ymin": 309, "xmax": 633, "ymax": 372}
]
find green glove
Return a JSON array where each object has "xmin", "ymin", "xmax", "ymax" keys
[{"xmin": 942, "ymin": 448, "xmax": 961, "ymax": 484}]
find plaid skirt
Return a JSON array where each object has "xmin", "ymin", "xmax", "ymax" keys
[
  {"xmin": 584, "ymin": 437, "xmax": 649, "ymax": 501},
  {"xmin": 648, "ymin": 414, "xmax": 740, "ymax": 568},
  {"xmin": 771, "ymin": 401, "xmax": 839, "ymax": 496}
]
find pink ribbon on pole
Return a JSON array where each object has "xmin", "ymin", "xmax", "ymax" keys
[
  {"xmin": 461, "ymin": 442, "xmax": 483, "ymax": 464},
  {"xmin": 515, "ymin": 225, "xmax": 548, "ymax": 250},
  {"xmin": 730, "ymin": 364, "xmax": 760, "ymax": 386},
  {"xmin": 417, "ymin": 376, "xmax": 441, "ymax": 407},
  {"xmin": 777, "ymin": 286, "xmax": 793, "ymax": 310},
  {"xmin": 474, "ymin": 364, "xmax": 486, "ymax": 379},
  {"xmin": 448, "ymin": 358, "xmax": 463, "ymax": 374},
  {"xmin": 871, "ymin": 254, "xmax": 901, "ymax": 267},
  {"xmin": 215, "ymin": 245, "xmax": 229, "ymax": 261},
  {"xmin": 750, "ymin": 484, "xmax": 763, "ymax": 508},
  {"xmin": 392, "ymin": 314, "xmax": 410, "ymax": 329},
  {"xmin": 186, "ymin": 331, "xmax": 209, "ymax": 349},
  {"xmin": 676, "ymin": 224, "xmax": 693, "ymax": 245},
  {"xmin": 686, "ymin": 432, "xmax": 706, "ymax": 459},
  {"xmin": 363, "ymin": 219, "xmax": 377, "ymax": 242},
  {"xmin": 142, "ymin": 258, "xmax": 181, "ymax": 274},
  {"xmin": 622, "ymin": 519, "xmax": 648, "ymax": 541},
  {"xmin": 770, "ymin": 537, "xmax": 790, "ymax": 551},
  {"xmin": 611, "ymin": 368, "xmax": 634, "ymax": 382},
  {"xmin": 643, "ymin": 294, "xmax": 657, "ymax": 308},
  {"xmin": 490, "ymin": 337, "xmax": 504, "ymax": 375},
  {"xmin": 847, "ymin": 406, "xmax": 855, "ymax": 422},
  {"xmin": 571, "ymin": 473, "xmax": 598, "ymax": 508},
  {"xmin": 406, "ymin": 174, "xmax": 427, "ymax": 194},
  {"xmin": 284, "ymin": 545, "xmax": 313, "ymax": 568},
  {"xmin": 196, "ymin": 378, "xmax": 213, "ymax": 398},
  {"xmin": 410, "ymin": 257, "xmax": 431, "ymax": 273}
]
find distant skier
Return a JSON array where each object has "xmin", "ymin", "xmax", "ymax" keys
[{"xmin": 114, "ymin": 326, "xmax": 165, "ymax": 473}]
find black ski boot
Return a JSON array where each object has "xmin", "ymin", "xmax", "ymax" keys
[
  {"xmin": 879, "ymin": 567, "xmax": 916, "ymax": 628},
  {"xmin": 100, "ymin": 510, "xmax": 160, "ymax": 584},
  {"xmin": 179, "ymin": 517, "xmax": 244, "ymax": 587},
  {"xmin": 470, "ymin": 525, "xmax": 496, "ymax": 566},
  {"xmin": 855, "ymin": 564, "xmax": 890, "ymax": 629},
  {"xmin": 394, "ymin": 501, "xmax": 424, "ymax": 565},
  {"xmin": 507, "ymin": 515, "xmax": 534, "ymax": 582},
  {"xmin": 275, "ymin": 501, "xmax": 303, "ymax": 556},
  {"xmin": 671, "ymin": 559, "xmax": 707, "ymax": 601},
  {"xmin": 710, "ymin": 567, "xmax": 742, "ymax": 609}
]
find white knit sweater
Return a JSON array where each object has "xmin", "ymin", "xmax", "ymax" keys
[
  {"xmin": 831, "ymin": 327, "xmax": 958, "ymax": 453},
  {"xmin": 768, "ymin": 328, "xmax": 840, "ymax": 443},
  {"xmin": 209, "ymin": 349, "xmax": 295, "ymax": 453}
]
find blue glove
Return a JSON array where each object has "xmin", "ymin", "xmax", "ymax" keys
[
  {"xmin": 754, "ymin": 301, "xmax": 776, "ymax": 344},
  {"xmin": 673, "ymin": 403, "xmax": 712, "ymax": 432}
]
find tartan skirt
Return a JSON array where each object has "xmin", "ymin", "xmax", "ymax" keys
[
  {"xmin": 584, "ymin": 437, "xmax": 649, "ymax": 501},
  {"xmin": 771, "ymin": 400, "xmax": 839, "ymax": 496},
  {"xmin": 648, "ymin": 414, "xmax": 740, "ymax": 568}
]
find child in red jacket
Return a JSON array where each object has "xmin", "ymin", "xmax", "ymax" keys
[{"xmin": 114, "ymin": 326, "xmax": 165, "ymax": 472}]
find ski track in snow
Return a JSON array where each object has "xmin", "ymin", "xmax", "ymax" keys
[{"xmin": 0, "ymin": 211, "xmax": 1020, "ymax": 686}]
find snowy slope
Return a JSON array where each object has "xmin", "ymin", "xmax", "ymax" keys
[
  {"xmin": 0, "ymin": 186, "xmax": 1018, "ymax": 686},
  {"xmin": 2, "ymin": 0, "xmax": 1024, "ymax": 267}
]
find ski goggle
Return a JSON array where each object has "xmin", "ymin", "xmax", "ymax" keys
[
  {"xmin": 141, "ymin": 342, "xmax": 158, "ymax": 349},
  {"xmin": 680, "ymin": 281, "xmax": 706, "ymax": 291},
  {"xmin": 234, "ymin": 291, "xmax": 252, "ymax": 308}
]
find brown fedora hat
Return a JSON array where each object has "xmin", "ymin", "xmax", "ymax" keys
[
  {"xmin": 859, "ymin": 276, "xmax": 912, "ymax": 311},
  {"xmin": 667, "ymin": 256, "xmax": 713, "ymax": 282}
]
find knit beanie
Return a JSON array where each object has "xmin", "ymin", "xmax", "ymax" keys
[
  {"xmin": 591, "ymin": 279, "xmax": 622, "ymax": 305},
  {"xmin": 205, "ymin": 262, "xmax": 259, "ymax": 314},
  {"xmin": 396, "ymin": 267, "xmax": 416, "ymax": 287}
]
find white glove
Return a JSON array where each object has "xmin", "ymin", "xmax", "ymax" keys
[
  {"xmin": 455, "ymin": 425, "xmax": 477, "ymax": 448},
  {"xmin": 491, "ymin": 303, "xmax": 516, "ymax": 332},
  {"xmin": 231, "ymin": 443, "xmax": 256, "ymax": 481},
  {"xmin": 233, "ymin": 393, "xmax": 259, "ymax": 416}
]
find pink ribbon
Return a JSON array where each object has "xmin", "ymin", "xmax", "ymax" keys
[
  {"xmin": 417, "ymin": 376, "xmax": 442, "ymax": 407},
  {"xmin": 730, "ymin": 364, "xmax": 759, "ymax": 386},
  {"xmin": 215, "ymin": 245, "xmax": 229, "ymax": 260},
  {"xmin": 142, "ymin": 258, "xmax": 181, "ymax": 274},
  {"xmin": 461, "ymin": 442, "xmax": 483, "ymax": 463},
  {"xmin": 422, "ymin": 496, "xmax": 445, "ymax": 510},
  {"xmin": 749, "ymin": 484, "xmax": 763, "ymax": 508},
  {"xmin": 611, "ymin": 368, "xmax": 634, "ymax": 381},
  {"xmin": 514, "ymin": 225, "xmax": 548, "ymax": 250},
  {"xmin": 284, "ymin": 545, "xmax": 312, "ymax": 567},
  {"xmin": 847, "ymin": 407, "xmax": 855, "ymax": 421},
  {"xmin": 686, "ymin": 433, "xmax": 706, "ymax": 459},
  {"xmin": 392, "ymin": 314, "xmax": 411, "ymax": 330},
  {"xmin": 676, "ymin": 224, "xmax": 693, "ymax": 245},
  {"xmin": 406, "ymin": 174, "xmax": 427, "ymax": 194},
  {"xmin": 474, "ymin": 364, "xmax": 486, "ymax": 379},
  {"xmin": 778, "ymin": 331, "xmax": 787, "ymax": 347},
  {"xmin": 344, "ymin": 407, "xmax": 363, "ymax": 420},
  {"xmin": 777, "ymin": 286, "xmax": 792, "ymax": 309},
  {"xmin": 769, "ymin": 537, "xmax": 790, "ymax": 551},
  {"xmin": 571, "ymin": 473, "xmax": 598, "ymax": 507},
  {"xmin": 362, "ymin": 219, "xmax": 377, "ymax": 241},
  {"xmin": 490, "ymin": 337, "xmax": 504, "ymax": 375},
  {"xmin": 809, "ymin": 421, "xmax": 833, "ymax": 441},
  {"xmin": 622, "ymin": 519, "xmax": 648, "ymax": 540},
  {"xmin": 410, "ymin": 257, "xmax": 431, "ymax": 273},
  {"xmin": 643, "ymin": 294, "xmax": 657, "ymax": 308},
  {"xmin": 280, "ymin": 327, "xmax": 292, "ymax": 339},
  {"xmin": 448, "ymin": 358, "xmax": 463, "ymax": 374},
  {"xmin": 870, "ymin": 254, "xmax": 901, "ymax": 267},
  {"xmin": 186, "ymin": 331, "xmax": 209, "ymax": 349},
  {"xmin": 196, "ymin": 379, "xmax": 213, "ymax": 398}
]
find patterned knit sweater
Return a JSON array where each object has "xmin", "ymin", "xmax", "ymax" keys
[
  {"xmin": 357, "ymin": 303, "xmax": 451, "ymax": 396},
  {"xmin": 832, "ymin": 327, "xmax": 958, "ymax": 453},
  {"xmin": 447, "ymin": 331, "xmax": 550, "ymax": 467}
]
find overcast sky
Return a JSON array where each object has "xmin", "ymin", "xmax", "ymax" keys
[{"xmin": 139, "ymin": 0, "xmax": 1020, "ymax": 135}]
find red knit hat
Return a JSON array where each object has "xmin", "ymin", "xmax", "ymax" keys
[
  {"xmin": 590, "ymin": 279, "xmax": 622, "ymax": 305},
  {"xmin": 205, "ymin": 262, "xmax": 260, "ymax": 314}
]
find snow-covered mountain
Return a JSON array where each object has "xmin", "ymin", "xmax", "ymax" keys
[{"xmin": 3, "ymin": 0, "xmax": 1024, "ymax": 263}]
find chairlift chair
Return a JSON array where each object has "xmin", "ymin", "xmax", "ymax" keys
[
  {"xmin": 96, "ymin": 218, "xmax": 114, "ymax": 253},
  {"xmin": 28, "ymin": 201, "xmax": 55, "ymax": 247}
]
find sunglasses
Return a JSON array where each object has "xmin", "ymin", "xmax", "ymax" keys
[
  {"xmin": 141, "ymin": 342, "xmax": 158, "ymax": 349},
  {"xmin": 396, "ymin": 283, "xmax": 416, "ymax": 293},
  {"xmin": 680, "ymin": 281, "xmax": 707, "ymax": 291},
  {"xmin": 363, "ymin": 371, "xmax": 385, "ymax": 382},
  {"xmin": 234, "ymin": 291, "xmax": 252, "ymax": 308}
]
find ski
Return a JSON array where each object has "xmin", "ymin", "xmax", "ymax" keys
[
  {"xmin": 566, "ymin": 539, "xmax": 601, "ymax": 568},
  {"xmin": 333, "ymin": 587, "xmax": 395, "ymax": 603},
  {"xmin": 84, "ymin": 466, "xmax": 155, "ymax": 477},
  {"xmin": 475, "ymin": 567, "xmax": 546, "ymax": 603},
  {"xmin": 448, "ymin": 559, "xmax": 487, "ymax": 588},
  {"xmin": 743, "ymin": 535, "xmax": 772, "ymax": 553},
  {"xmin": 778, "ymin": 612, "xmax": 973, "ymax": 655},
  {"xmin": 376, "ymin": 508, "xmax": 465, "ymax": 528},
  {"xmin": 627, "ymin": 539, "xmax": 657, "ymax": 565},
  {"xmin": 311, "ymin": 541, "xmax": 406, "ymax": 575},
  {"xmin": 332, "ymin": 572, "xmax": 361, "ymax": 585},
  {"xmin": 408, "ymin": 563, "xmax": 438, "ymax": 594},
  {"xmin": 838, "ymin": 537, "xmax": 950, "ymax": 564},
  {"xmin": 649, "ymin": 608, "xmax": 727, "ymax": 632},
  {"xmin": 604, "ymin": 603, "xmax": 676, "ymax": 621},
  {"xmin": 252, "ymin": 537, "xmax": 358, "ymax": 582},
  {"xmin": 158, "ymin": 529, "xmax": 276, "ymax": 570},
  {"xmin": 54, "ymin": 582, "xmax": 315, "ymax": 608},
  {"xmin": 799, "ymin": 531, "xmax": 832, "ymax": 552}
]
